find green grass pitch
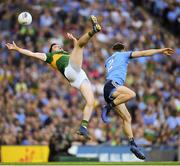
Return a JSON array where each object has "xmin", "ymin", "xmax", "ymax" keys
[{"xmin": 0, "ymin": 162, "xmax": 180, "ymax": 166}]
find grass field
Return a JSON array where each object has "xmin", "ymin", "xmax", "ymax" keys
[{"xmin": 0, "ymin": 162, "xmax": 180, "ymax": 166}]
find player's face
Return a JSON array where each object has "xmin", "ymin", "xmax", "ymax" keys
[{"xmin": 52, "ymin": 44, "xmax": 63, "ymax": 52}]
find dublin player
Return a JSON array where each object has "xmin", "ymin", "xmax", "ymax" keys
[{"xmin": 102, "ymin": 42, "xmax": 174, "ymax": 159}]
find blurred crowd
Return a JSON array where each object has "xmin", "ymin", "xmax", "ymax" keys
[
  {"xmin": 135, "ymin": 0, "xmax": 180, "ymax": 36},
  {"xmin": 0, "ymin": 0, "xmax": 180, "ymax": 152}
]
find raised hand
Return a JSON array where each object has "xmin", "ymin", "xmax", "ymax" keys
[
  {"xmin": 67, "ymin": 33, "xmax": 77, "ymax": 43},
  {"xmin": 6, "ymin": 41, "xmax": 19, "ymax": 51},
  {"xmin": 161, "ymin": 48, "xmax": 175, "ymax": 56}
]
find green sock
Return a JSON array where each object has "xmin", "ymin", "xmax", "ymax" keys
[{"xmin": 81, "ymin": 120, "xmax": 88, "ymax": 128}]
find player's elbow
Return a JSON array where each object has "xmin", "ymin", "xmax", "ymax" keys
[{"xmin": 33, "ymin": 53, "xmax": 46, "ymax": 61}]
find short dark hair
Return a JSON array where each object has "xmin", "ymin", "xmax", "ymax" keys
[
  {"xmin": 112, "ymin": 42, "xmax": 125, "ymax": 52},
  {"xmin": 49, "ymin": 43, "xmax": 57, "ymax": 53}
]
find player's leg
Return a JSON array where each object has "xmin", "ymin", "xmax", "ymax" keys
[
  {"xmin": 80, "ymin": 81, "xmax": 94, "ymax": 122},
  {"xmin": 69, "ymin": 15, "xmax": 101, "ymax": 67},
  {"xmin": 115, "ymin": 104, "xmax": 145, "ymax": 160},
  {"xmin": 115, "ymin": 104, "xmax": 133, "ymax": 139},
  {"xmin": 64, "ymin": 64, "xmax": 94, "ymax": 140},
  {"xmin": 77, "ymin": 15, "xmax": 101, "ymax": 47},
  {"xmin": 78, "ymin": 80, "xmax": 95, "ymax": 140},
  {"xmin": 102, "ymin": 82, "xmax": 135, "ymax": 124},
  {"xmin": 65, "ymin": 67, "xmax": 94, "ymax": 140},
  {"xmin": 112, "ymin": 86, "xmax": 136, "ymax": 106}
]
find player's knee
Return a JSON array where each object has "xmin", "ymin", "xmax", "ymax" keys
[
  {"xmin": 128, "ymin": 91, "xmax": 136, "ymax": 99},
  {"xmin": 76, "ymin": 41, "xmax": 84, "ymax": 48}
]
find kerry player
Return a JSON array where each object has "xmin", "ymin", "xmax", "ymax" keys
[
  {"xmin": 6, "ymin": 15, "xmax": 101, "ymax": 140},
  {"xmin": 102, "ymin": 42, "xmax": 174, "ymax": 159}
]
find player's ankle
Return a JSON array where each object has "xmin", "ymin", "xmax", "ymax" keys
[
  {"xmin": 129, "ymin": 137, "xmax": 137, "ymax": 146},
  {"xmin": 81, "ymin": 120, "xmax": 88, "ymax": 128},
  {"xmin": 88, "ymin": 30, "xmax": 95, "ymax": 37}
]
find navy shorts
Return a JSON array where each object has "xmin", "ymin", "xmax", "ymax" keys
[{"xmin": 103, "ymin": 80, "xmax": 122, "ymax": 104}]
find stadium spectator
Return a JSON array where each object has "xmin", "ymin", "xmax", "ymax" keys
[{"xmin": 137, "ymin": 0, "xmax": 180, "ymax": 35}]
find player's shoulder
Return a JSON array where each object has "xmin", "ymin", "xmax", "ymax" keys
[
  {"xmin": 46, "ymin": 50, "xmax": 69, "ymax": 57},
  {"xmin": 115, "ymin": 51, "xmax": 133, "ymax": 58},
  {"xmin": 46, "ymin": 51, "xmax": 57, "ymax": 56},
  {"xmin": 115, "ymin": 51, "xmax": 132, "ymax": 54},
  {"xmin": 61, "ymin": 50, "xmax": 69, "ymax": 55},
  {"xmin": 105, "ymin": 54, "xmax": 113, "ymax": 63}
]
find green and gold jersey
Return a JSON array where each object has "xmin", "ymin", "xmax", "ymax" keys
[{"xmin": 45, "ymin": 51, "xmax": 70, "ymax": 78}]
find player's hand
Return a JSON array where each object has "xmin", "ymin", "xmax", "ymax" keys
[
  {"xmin": 6, "ymin": 41, "xmax": 19, "ymax": 51},
  {"xmin": 67, "ymin": 33, "xmax": 77, "ymax": 43},
  {"xmin": 161, "ymin": 48, "xmax": 175, "ymax": 56}
]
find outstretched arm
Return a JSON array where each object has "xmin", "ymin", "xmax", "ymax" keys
[
  {"xmin": 6, "ymin": 41, "xmax": 47, "ymax": 61},
  {"xmin": 131, "ymin": 48, "xmax": 174, "ymax": 58},
  {"xmin": 67, "ymin": 33, "xmax": 78, "ymax": 46}
]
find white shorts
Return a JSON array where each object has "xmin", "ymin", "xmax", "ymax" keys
[{"xmin": 64, "ymin": 62, "xmax": 89, "ymax": 89}]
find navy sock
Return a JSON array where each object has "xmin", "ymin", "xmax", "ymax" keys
[{"xmin": 129, "ymin": 138, "xmax": 137, "ymax": 146}]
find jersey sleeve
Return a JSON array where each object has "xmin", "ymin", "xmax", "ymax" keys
[
  {"xmin": 125, "ymin": 51, "xmax": 133, "ymax": 59},
  {"xmin": 45, "ymin": 53, "xmax": 53, "ymax": 63}
]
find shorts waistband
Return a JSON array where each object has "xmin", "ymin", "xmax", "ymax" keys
[{"xmin": 106, "ymin": 80, "xmax": 121, "ymax": 87}]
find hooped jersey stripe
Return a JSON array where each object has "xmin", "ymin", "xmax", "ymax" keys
[
  {"xmin": 45, "ymin": 51, "xmax": 70, "ymax": 77},
  {"xmin": 51, "ymin": 53, "xmax": 63, "ymax": 69}
]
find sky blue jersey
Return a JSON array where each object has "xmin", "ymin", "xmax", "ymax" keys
[{"xmin": 105, "ymin": 51, "xmax": 132, "ymax": 85}]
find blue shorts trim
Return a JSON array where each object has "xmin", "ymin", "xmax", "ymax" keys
[{"xmin": 103, "ymin": 80, "xmax": 122, "ymax": 104}]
